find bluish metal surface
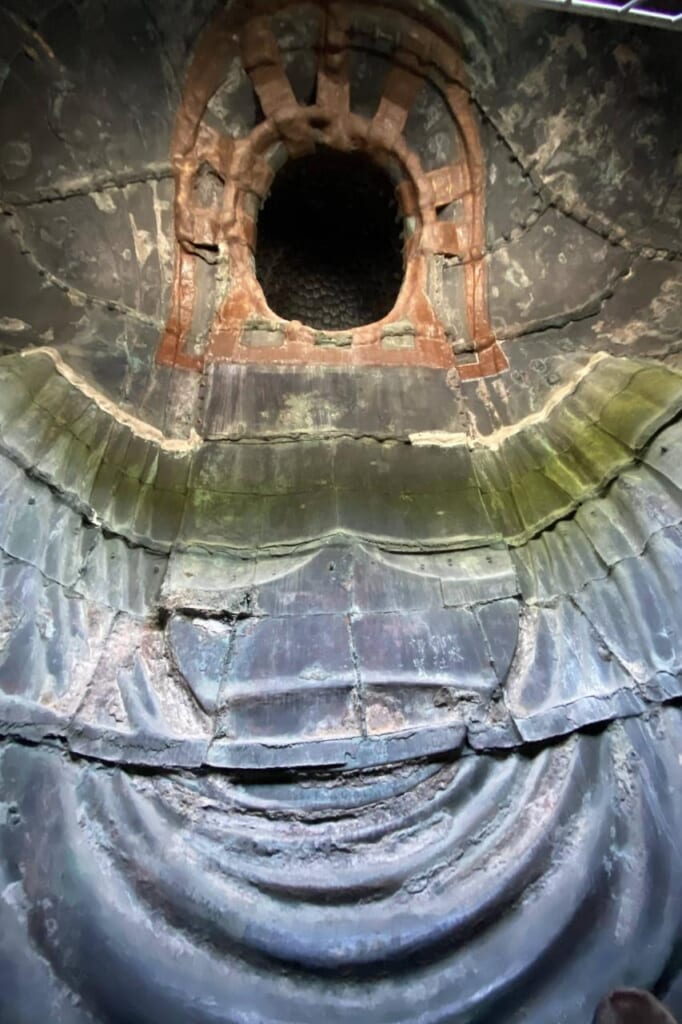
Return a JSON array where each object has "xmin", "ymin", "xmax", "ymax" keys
[{"xmin": 499, "ymin": 0, "xmax": 682, "ymax": 29}]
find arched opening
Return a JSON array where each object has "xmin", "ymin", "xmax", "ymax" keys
[{"xmin": 255, "ymin": 147, "xmax": 405, "ymax": 332}]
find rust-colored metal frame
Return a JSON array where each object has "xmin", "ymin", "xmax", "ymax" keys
[{"xmin": 157, "ymin": 1, "xmax": 508, "ymax": 379}]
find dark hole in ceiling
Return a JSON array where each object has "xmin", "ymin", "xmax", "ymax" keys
[{"xmin": 256, "ymin": 146, "xmax": 405, "ymax": 332}]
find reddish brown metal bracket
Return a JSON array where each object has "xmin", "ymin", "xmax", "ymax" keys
[{"xmin": 156, "ymin": 0, "xmax": 508, "ymax": 379}]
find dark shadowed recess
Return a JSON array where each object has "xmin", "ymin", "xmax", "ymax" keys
[{"xmin": 256, "ymin": 146, "xmax": 405, "ymax": 331}]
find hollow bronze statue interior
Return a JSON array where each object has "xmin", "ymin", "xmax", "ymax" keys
[
  {"xmin": 0, "ymin": 1, "xmax": 681, "ymax": 1022},
  {"xmin": 256, "ymin": 147, "xmax": 405, "ymax": 330}
]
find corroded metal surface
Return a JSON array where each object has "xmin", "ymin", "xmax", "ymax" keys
[
  {"xmin": 156, "ymin": 1, "xmax": 506, "ymax": 376},
  {"xmin": 0, "ymin": 1, "xmax": 682, "ymax": 1022},
  {"xmin": 3, "ymin": 713, "xmax": 682, "ymax": 1023}
]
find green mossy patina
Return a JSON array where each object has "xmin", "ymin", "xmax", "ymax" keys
[{"xmin": 2, "ymin": 350, "xmax": 681, "ymax": 555}]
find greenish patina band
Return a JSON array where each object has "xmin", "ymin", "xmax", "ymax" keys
[{"xmin": 1, "ymin": 349, "xmax": 681, "ymax": 554}]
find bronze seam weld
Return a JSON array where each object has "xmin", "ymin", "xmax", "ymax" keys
[{"xmin": 317, "ymin": 6, "xmax": 351, "ymax": 115}]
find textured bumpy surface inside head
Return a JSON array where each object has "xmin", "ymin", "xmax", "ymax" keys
[{"xmin": 256, "ymin": 147, "xmax": 404, "ymax": 330}]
